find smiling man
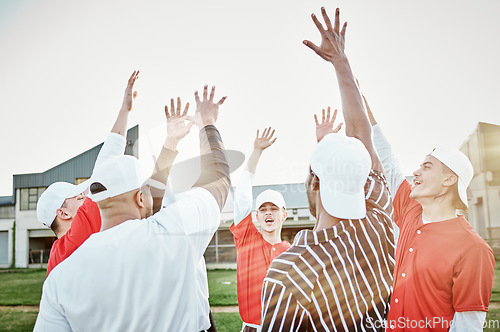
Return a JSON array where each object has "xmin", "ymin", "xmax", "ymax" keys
[
  {"xmin": 230, "ymin": 127, "xmax": 290, "ymax": 332},
  {"xmin": 360, "ymin": 83, "xmax": 495, "ymax": 331}
]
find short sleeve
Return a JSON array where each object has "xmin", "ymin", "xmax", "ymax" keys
[
  {"xmin": 34, "ymin": 279, "xmax": 71, "ymax": 331},
  {"xmin": 93, "ymin": 133, "xmax": 126, "ymax": 173},
  {"xmin": 150, "ymin": 187, "xmax": 220, "ymax": 260},
  {"xmin": 392, "ymin": 180, "xmax": 422, "ymax": 228},
  {"xmin": 229, "ymin": 213, "xmax": 259, "ymax": 249},
  {"xmin": 452, "ymin": 246, "xmax": 495, "ymax": 312}
]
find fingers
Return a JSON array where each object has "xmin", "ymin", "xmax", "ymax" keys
[
  {"xmin": 182, "ymin": 102, "xmax": 189, "ymax": 117},
  {"xmin": 326, "ymin": 107, "xmax": 331, "ymax": 122},
  {"xmin": 341, "ymin": 22, "xmax": 347, "ymax": 37},
  {"xmin": 217, "ymin": 96, "xmax": 227, "ymax": 105},
  {"xmin": 170, "ymin": 98, "xmax": 175, "ymax": 116},
  {"xmin": 311, "ymin": 13, "xmax": 326, "ymax": 34},
  {"xmin": 186, "ymin": 121, "xmax": 194, "ymax": 131},
  {"xmin": 303, "ymin": 40, "xmax": 325, "ymax": 58},
  {"xmin": 203, "ymin": 85, "xmax": 208, "ymax": 101},
  {"xmin": 194, "ymin": 90, "xmax": 200, "ymax": 104},
  {"xmin": 176, "ymin": 97, "xmax": 182, "ymax": 116},
  {"xmin": 321, "ymin": 7, "xmax": 333, "ymax": 31},
  {"xmin": 322, "ymin": 109, "xmax": 326, "ymax": 123},
  {"xmin": 334, "ymin": 122, "xmax": 343, "ymax": 133},
  {"xmin": 334, "ymin": 8, "xmax": 340, "ymax": 33},
  {"xmin": 270, "ymin": 137, "xmax": 277, "ymax": 145},
  {"xmin": 133, "ymin": 91, "xmax": 138, "ymax": 99},
  {"xmin": 331, "ymin": 108, "xmax": 338, "ymax": 123},
  {"xmin": 314, "ymin": 114, "xmax": 319, "ymax": 126},
  {"xmin": 209, "ymin": 86, "xmax": 215, "ymax": 102},
  {"xmin": 256, "ymin": 129, "xmax": 260, "ymax": 138},
  {"xmin": 164, "ymin": 105, "xmax": 170, "ymax": 119}
]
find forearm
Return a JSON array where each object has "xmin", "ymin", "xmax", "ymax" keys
[
  {"xmin": 332, "ymin": 57, "xmax": 382, "ymax": 171},
  {"xmin": 233, "ymin": 170, "xmax": 254, "ymax": 225},
  {"xmin": 193, "ymin": 125, "xmax": 230, "ymax": 211},
  {"xmin": 110, "ymin": 108, "xmax": 130, "ymax": 137},
  {"xmin": 372, "ymin": 124, "xmax": 405, "ymax": 197},
  {"xmin": 150, "ymin": 141, "xmax": 179, "ymax": 213},
  {"xmin": 246, "ymin": 148, "xmax": 263, "ymax": 174},
  {"xmin": 332, "ymin": 57, "xmax": 371, "ymax": 140}
]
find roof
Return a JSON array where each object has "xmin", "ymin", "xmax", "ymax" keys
[
  {"xmin": 11, "ymin": 126, "xmax": 138, "ymax": 198},
  {"xmin": 0, "ymin": 196, "xmax": 14, "ymax": 207}
]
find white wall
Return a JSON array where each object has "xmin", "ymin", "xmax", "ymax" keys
[{"xmin": 0, "ymin": 218, "xmax": 14, "ymax": 268}]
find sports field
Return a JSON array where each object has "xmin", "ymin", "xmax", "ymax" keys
[{"xmin": 0, "ymin": 267, "xmax": 499, "ymax": 331}]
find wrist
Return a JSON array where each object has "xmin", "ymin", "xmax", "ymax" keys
[
  {"xmin": 164, "ymin": 137, "xmax": 180, "ymax": 151},
  {"xmin": 330, "ymin": 54, "xmax": 349, "ymax": 66}
]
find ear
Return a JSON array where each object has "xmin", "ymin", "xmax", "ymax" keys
[
  {"xmin": 310, "ymin": 173, "xmax": 320, "ymax": 191},
  {"xmin": 135, "ymin": 190, "xmax": 146, "ymax": 208},
  {"xmin": 443, "ymin": 173, "xmax": 458, "ymax": 188},
  {"xmin": 282, "ymin": 209, "xmax": 288, "ymax": 221},
  {"xmin": 56, "ymin": 208, "xmax": 71, "ymax": 221}
]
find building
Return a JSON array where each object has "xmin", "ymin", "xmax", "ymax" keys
[
  {"xmin": 0, "ymin": 126, "xmax": 138, "ymax": 268},
  {"xmin": 460, "ymin": 122, "xmax": 500, "ymax": 250}
]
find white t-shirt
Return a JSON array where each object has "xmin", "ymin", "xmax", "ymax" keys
[{"xmin": 34, "ymin": 187, "xmax": 220, "ymax": 332}]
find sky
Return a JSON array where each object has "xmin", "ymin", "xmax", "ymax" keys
[{"xmin": 0, "ymin": 0, "xmax": 499, "ymax": 196}]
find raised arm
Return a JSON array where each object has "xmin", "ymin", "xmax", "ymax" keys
[
  {"xmin": 191, "ymin": 85, "xmax": 230, "ymax": 211},
  {"xmin": 357, "ymin": 81, "xmax": 405, "ymax": 197},
  {"xmin": 304, "ymin": 7, "xmax": 382, "ymax": 172},
  {"xmin": 93, "ymin": 70, "xmax": 139, "ymax": 172},
  {"xmin": 233, "ymin": 128, "xmax": 277, "ymax": 225},
  {"xmin": 149, "ymin": 97, "xmax": 193, "ymax": 213}
]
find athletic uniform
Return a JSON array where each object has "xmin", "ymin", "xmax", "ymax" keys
[
  {"xmin": 230, "ymin": 170, "xmax": 290, "ymax": 330},
  {"xmin": 373, "ymin": 124, "xmax": 495, "ymax": 332}
]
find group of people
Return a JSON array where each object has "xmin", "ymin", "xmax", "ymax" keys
[{"xmin": 33, "ymin": 7, "xmax": 494, "ymax": 332}]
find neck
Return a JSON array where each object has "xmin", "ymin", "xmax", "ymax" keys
[
  {"xmin": 261, "ymin": 229, "xmax": 282, "ymax": 245},
  {"xmin": 100, "ymin": 209, "xmax": 142, "ymax": 231},
  {"xmin": 313, "ymin": 204, "xmax": 341, "ymax": 232},
  {"xmin": 419, "ymin": 195, "xmax": 457, "ymax": 222}
]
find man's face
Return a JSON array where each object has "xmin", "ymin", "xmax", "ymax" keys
[
  {"xmin": 410, "ymin": 155, "xmax": 450, "ymax": 202},
  {"xmin": 61, "ymin": 193, "xmax": 86, "ymax": 219},
  {"xmin": 256, "ymin": 202, "xmax": 287, "ymax": 234}
]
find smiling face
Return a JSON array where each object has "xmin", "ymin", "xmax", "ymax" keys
[
  {"xmin": 410, "ymin": 155, "xmax": 457, "ymax": 204},
  {"xmin": 256, "ymin": 202, "xmax": 287, "ymax": 234}
]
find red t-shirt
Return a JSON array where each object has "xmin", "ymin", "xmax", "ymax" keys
[
  {"xmin": 46, "ymin": 198, "xmax": 101, "ymax": 276},
  {"xmin": 387, "ymin": 180, "xmax": 495, "ymax": 331},
  {"xmin": 229, "ymin": 213, "xmax": 290, "ymax": 325}
]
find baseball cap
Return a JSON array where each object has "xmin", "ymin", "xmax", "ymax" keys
[
  {"xmin": 310, "ymin": 133, "xmax": 371, "ymax": 219},
  {"xmin": 255, "ymin": 190, "xmax": 286, "ymax": 210},
  {"xmin": 89, "ymin": 155, "xmax": 166, "ymax": 202},
  {"xmin": 37, "ymin": 180, "xmax": 90, "ymax": 227},
  {"xmin": 429, "ymin": 147, "xmax": 473, "ymax": 207}
]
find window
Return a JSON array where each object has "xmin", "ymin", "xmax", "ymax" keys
[
  {"xmin": 20, "ymin": 187, "xmax": 46, "ymax": 210},
  {"xmin": 75, "ymin": 178, "xmax": 89, "ymax": 184}
]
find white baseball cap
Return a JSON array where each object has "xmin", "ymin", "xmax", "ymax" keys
[
  {"xmin": 89, "ymin": 155, "xmax": 166, "ymax": 202},
  {"xmin": 36, "ymin": 180, "xmax": 90, "ymax": 227},
  {"xmin": 429, "ymin": 147, "xmax": 473, "ymax": 207},
  {"xmin": 310, "ymin": 133, "xmax": 371, "ymax": 219},
  {"xmin": 255, "ymin": 190, "xmax": 286, "ymax": 210}
]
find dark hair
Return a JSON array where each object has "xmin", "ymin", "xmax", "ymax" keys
[
  {"xmin": 90, "ymin": 182, "xmax": 107, "ymax": 195},
  {"xmin": 50, "ymin": 217, "xmax": 59, "ymax": 237}
]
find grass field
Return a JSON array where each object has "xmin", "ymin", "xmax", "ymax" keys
[{"xmin": 1, "ymin": 267, "xmax": 499, "ymax": 331}]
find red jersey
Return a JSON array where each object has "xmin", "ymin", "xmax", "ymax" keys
[
  {"xmin": 387, "ymin": 180, "xmax": 495, "ymax": 331},
  {"xmin": 230, "ymin": 213, "xmax": 290, "ymax": 325},
  {"xmin": 46, "ymin": 197, "xmax": 101, "ymax": 275}
]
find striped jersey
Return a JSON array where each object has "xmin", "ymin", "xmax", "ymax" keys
[{"xmin": 261, "ymin": 170, "xmax": 395, "ymax": 331}]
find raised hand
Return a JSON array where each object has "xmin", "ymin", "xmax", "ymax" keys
[
  {"xmin": 314, "ymin": 107, "xmax": 343, "ymax": 142},
  {"xmin": 190, "ymin": 85, "xmax": 227, "ymax": 128},
  {"xmin": 303, "ymin": 7, "xmax": 347, "ymax": 63},
  {"xmin": 254, "ymin": 127, "xmax": 277, "ymax": 151},
  {"xmin": 165, "ymin": 97, "xmax": 193, "ymax": 141},
  {"xmin": 121, "ymin": 70, "xmax": 139, "ymax": 112}
]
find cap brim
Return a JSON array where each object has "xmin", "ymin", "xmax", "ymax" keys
[
  {"xmin": 66, "ymin": 179, "xmax": 91, "ymax": 198},
  {"xmin": 319, "ymin": 185, "xmax": 366, "ymax": 219},
  {"xmin": 458, "ymin": 179, "xmax": 468, "ymax": 208}
]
